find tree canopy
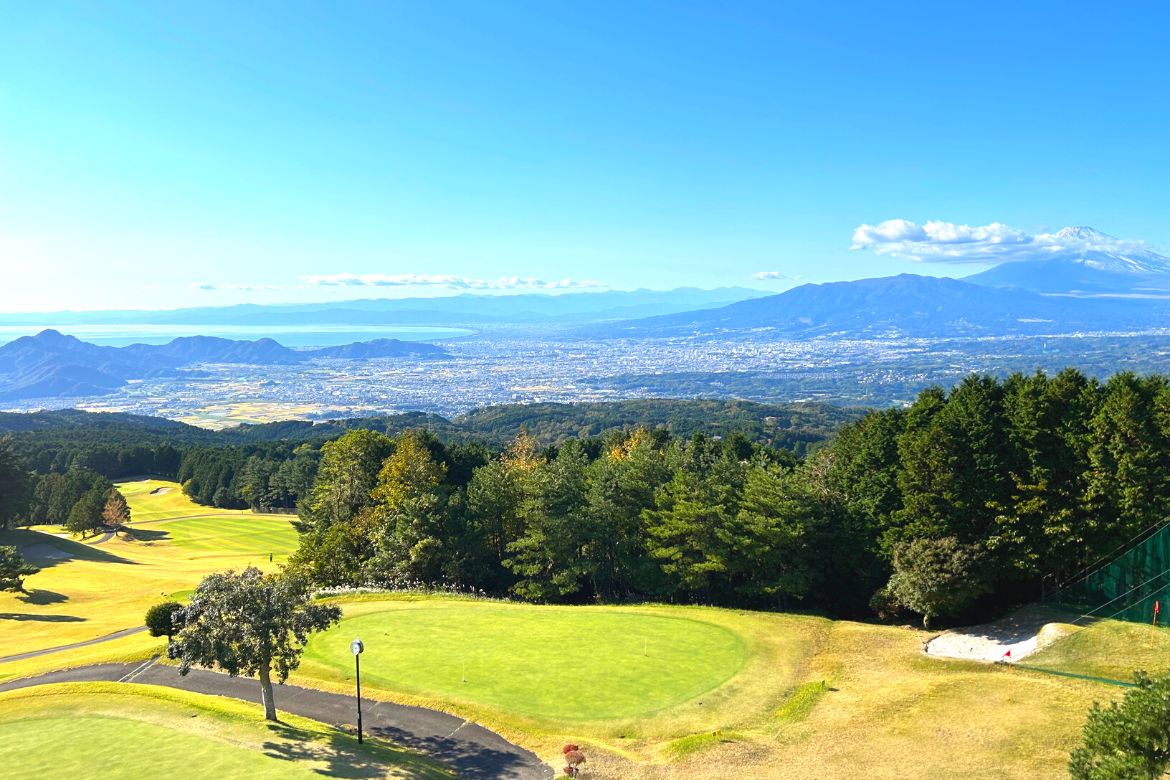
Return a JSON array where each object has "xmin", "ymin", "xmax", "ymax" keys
[{"xmin": 167, "ymin": 568, "xmax": 341, "ymax": 720}]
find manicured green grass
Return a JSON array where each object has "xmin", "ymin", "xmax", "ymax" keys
[
  {"xmin": 139, "ymin": 513, "xmax": 297, "ymax": 560},
  {"xmin": 0, "ymin": 683, "xmax": 451, "ymax": 780},
  {"xmin": 303, "ymin": 602, "xmax": 747, "ymax": 720}
]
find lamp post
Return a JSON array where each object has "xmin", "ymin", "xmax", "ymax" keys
[{"xmin": 351, "ymin": 637, "xmax": 364, "ymax": 743}]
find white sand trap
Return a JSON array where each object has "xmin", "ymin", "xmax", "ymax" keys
[
  {"xmin": 149, "ymin": 487, "xmax": 172, "ymax": 495},
  {"xmin": 924, "ymin": 605, "xmax": 1077, "ymax": 663},
  {"xmin": 21, "ymin": 543, "xmax": 74, "ymax": 562}
]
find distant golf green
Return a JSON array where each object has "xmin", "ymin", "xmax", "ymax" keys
[{"xmin": 303, "ymin": 603, "xmax": 748, "ymax": 719}]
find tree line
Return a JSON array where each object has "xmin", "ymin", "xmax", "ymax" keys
[
  {"xmin": 6, "ymin": 368, "xmax": 1170, "ymax": 625},
  {"xmin": 289, "ymin": 369, "xmax": 1170, "ymax": 624}
]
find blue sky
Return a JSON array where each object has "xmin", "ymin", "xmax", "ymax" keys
[{"xmin": 2, "ymin": 1, "xmax": 1169, "ymax": 311}]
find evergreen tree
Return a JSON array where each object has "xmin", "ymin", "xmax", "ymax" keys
[
  {"xmin": 365, "ymin": 431, "xmax": 449, "ymax": 583},
  {"xmin": 1070, "ymin": 670, "xmax": 1170, "ymax": 779},
  {"xmin": 0, "ymin": 546, "xmax": 38, "ymax": 592}
]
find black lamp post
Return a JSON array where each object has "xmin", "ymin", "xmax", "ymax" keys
[{"xmin": 351, "ymin": 637, "xmax": 365, "ymax": 743}]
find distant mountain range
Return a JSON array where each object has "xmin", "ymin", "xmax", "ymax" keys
[
  {"xmin": 965, "ymin": 227, "xmax": 1170, "ymax": 295},
  {"xmin": 600, "ymin": 227, "xmax": 1170, "ymax": 339},
  {"xmin": 0, "ymin": 287, "xmax": 768, "ymax": 329},
  {"xmin": 0, "ymin": 330, "xmax": 447, "ymax": 402},
  {"xmin": 605, "ymin": 273, "xmax": 1170, "ymax": 339}
]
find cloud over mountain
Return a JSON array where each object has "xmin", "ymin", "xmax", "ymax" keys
[
  {"xmin": 300, "ymin": 273, "xmax": 604, "ymax": 290},
  {"xmin": 851, "ymin": 220, "xmax": 1155, "ymax": 264}
]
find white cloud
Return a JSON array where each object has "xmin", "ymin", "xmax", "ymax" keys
[
  {"xmin": 191, "ymin": 282, "xmax": 285, "ymax": 292},
  {"xmin": 752, "ymin": 271, "xmax": 797, "ymax": 281},
  {"xmin": 850, "ymin": 220, "xmax": 1155, "ymax": 264},
  {"xmin": 300, "ymin": 273, "xmax": 605, "ymax": 290}
]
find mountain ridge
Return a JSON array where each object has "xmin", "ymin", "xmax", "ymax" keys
[
  {"xmin": 0, "ymin": 330, "xmax": 448, "ymax": 402},
  {"xmin": 603, "ymin": 273, "xmax": 1170, "ymax": 339}
]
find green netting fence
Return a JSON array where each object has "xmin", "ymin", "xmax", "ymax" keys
[{"xmin": 1047, "ymin": 520, "xmax": 1170, "ymax": 625}]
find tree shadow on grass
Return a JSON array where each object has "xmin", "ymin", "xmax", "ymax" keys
[
  {"xmin": 0, "ymin": 530, "xmax": 138, "ymax": 568},
  {"xmin": 0, "ymin": 612, "xmax": 85, "ymax": 622},
  {"xmin": 125, "ymin": 527, "xmax": 170, "ymax": 543},
  {"xmin": 16, "ymin": 589, "xmax": 68, "ymax": 605},
  {"xmin": 262, "ymin": 722, "xmax": 448, "ymax": 779}
]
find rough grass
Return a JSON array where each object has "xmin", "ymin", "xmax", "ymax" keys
[
  {"xmin": 0, "ymin": 479, "xmax": 297, "ymax": 667},
  {"xmin": 1020, "ymin": 619, "xmax": 1170, "ymax": 682},
  {"xmin": 0, "ymin": 682, "xmax": 451, "ymax": 779}
]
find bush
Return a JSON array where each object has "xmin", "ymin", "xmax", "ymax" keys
[{"xmin": 144, "ymin": 600, "xmax": 184, "ymax": 640}]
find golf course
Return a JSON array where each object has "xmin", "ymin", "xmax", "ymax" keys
[
  {"xmin": 0, "ymin": 479, "xmax": 1154, "ymax": 778},
  {"xmin": 0, "ymin": 682, "xmax": 451, "ymax": 780}
]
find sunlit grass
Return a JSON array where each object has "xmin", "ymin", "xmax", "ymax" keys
[
  {"xmin": 0, "ymin": 683, "xmax": 451, "ymax": 779},
  {"xmin": 0, "ymin": 480, "xmax": 297, "ymax": 665}
]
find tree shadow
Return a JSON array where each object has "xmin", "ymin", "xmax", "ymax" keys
[
  {"xmin": 125, "ymin": 527, "xmax": 170, "ymax": 543},
  {"xmin": 0, "ymin": 613, "xmax": 85, "ymax": 622},
  {"xmin": 0, "ymin": 530, "xmax": 138, "ymax": 568},
  {"xmin": 262, "ymin": 722, "xmax": 447, "ymax": 779},
  {"xmin": 16, "ymin": 589, "xmax": 68, "ymax": 605},
  {"xmin": 365, "ymin": 723, "xmax": 538, "ymax": 779}
]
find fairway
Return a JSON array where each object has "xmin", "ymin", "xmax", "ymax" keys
[
  {"xmin": 0, "ymin": 479, "xmax": 298, "ymax": 678},
  {"xmin": 304, "ymin": 602, "xmax": 748, "ymax": 719},
  {"xmin": 0, "ymin": 683, "xmax": 450, "ymax": 780}
]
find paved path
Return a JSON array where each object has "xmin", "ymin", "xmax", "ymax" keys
[
  {"xmin": 89, "ymin": 530, "xmax": 115, "ymax": 545},
  {"xmin": 0, "ymin": 626, "xmax": 147, "ymax": 664},
  {"xmin": 0, "ymin": 662, "xmax": 552, "ymax": 780}
]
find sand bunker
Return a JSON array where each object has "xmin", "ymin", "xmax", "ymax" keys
[
  {"xmin": 149, "ymin": 487, "xmax": 172, "ymax": 495},
  {"xmin": 924, "ymin": 605, "xmax": 1076, "ymax": 663}
]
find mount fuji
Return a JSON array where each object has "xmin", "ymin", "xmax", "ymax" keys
[{"xmin": 965, "ymin": 226, "xmax": 1170, "ymax": 296}]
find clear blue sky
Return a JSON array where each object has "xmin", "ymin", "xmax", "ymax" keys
[{"xmin": 2, "ymin": 1, "xmax": 1168, "ymax": 311}]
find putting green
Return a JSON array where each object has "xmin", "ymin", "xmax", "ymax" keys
[
  {"xmin": 0, "ymin": 683, "xmax": 450, "ymax": 779},
  {"xmin": 304, "ymin": 603, "xmax": 748, "ymax": 720}
]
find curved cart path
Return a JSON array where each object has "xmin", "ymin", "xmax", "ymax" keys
[
  {"xmin": 0, "ymin": 661, "xmax": 552, "ymax": 780},
  {"xmin": 0, "ymin": 626, "xmax": 147, "ymax": 664}
]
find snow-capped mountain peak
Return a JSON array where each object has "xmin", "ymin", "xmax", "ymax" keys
[{"xmin": 1048, "ymin": 226, "xmax": 1170, "ymax": 275}]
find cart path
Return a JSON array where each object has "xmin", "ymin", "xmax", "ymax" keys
[
  {"xmin": 0, "ymin": 626, "xmax": 147, "ymax": 664},
  {"xmin": 0, "ymin": 661, "xmax": 552, "ymax": 780}
]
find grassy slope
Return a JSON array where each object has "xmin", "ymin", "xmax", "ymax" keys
[
  {"xmin": 0, "ymin": 479, "xmax": 297, "ymax": 675},
  {"xmin": 293, "ymin": 595, "xmax": 1127, "ymax": 779},
  {"xmin": 0, "ymin": 682, "xmax": 451, "ymax": 780},
  {"xmin": 1021, "ymin": 618, "xmax": 1170, "ymax": 682}
]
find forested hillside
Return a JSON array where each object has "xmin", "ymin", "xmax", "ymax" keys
[
  {"xmin": 3, "ymin": 373, "xmax": 1168, "ymax": 626},
  {"xmin": 288, "ymin": 369, "xmax": 1170, "ymax": 623}
]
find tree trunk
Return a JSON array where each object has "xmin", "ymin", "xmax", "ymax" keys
[{"xmin": 258, "ymin": 662, "xmax": 278, "ymax": 721}]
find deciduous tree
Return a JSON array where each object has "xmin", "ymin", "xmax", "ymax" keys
[{"xmin": 168, "ymin": 568, "xmax": 341, "ymax": 721}]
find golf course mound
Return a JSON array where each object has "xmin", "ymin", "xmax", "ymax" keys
[
  {"xmin": 0, "ymin": 682, "xmax": 450, "ymax": 780},
  {"xmin": 304, "ymin": 602, "xmax": 749, "ymax": 720}
]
